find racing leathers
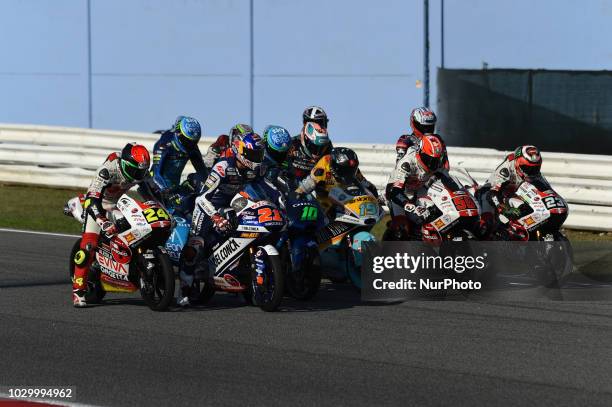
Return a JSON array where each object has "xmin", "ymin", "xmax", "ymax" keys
[
  {"xmin": 481, "ymin": 152, "xmax": 546, "ymax": 214},
  {"xmin": 386, "ymin": 146, "xmax": 440, "ymax": 232},
  {"xmin": 286, "ymin": 136, "xmax": 332, "ymax": 183},
  {"xmin": 295, "ymin": 154, "xmax": 378, "ymax": 219},
  {"xmin": 72, "ymin": 153, "xmax": 156, "ymax": 302},
  {"xmin": 262, "ymin": 149, "xmax": 291, "ymax": 195},
  {"xmin": 151, "ymin": 130, "xmax": 207, "ymax": 199},
  {"xmin": 202, "ymin": 134, "xmax": 231, "ymax": 169}
]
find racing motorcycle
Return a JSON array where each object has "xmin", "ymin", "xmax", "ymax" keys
[
  {"xmin": 67, "ymin": 195, "xmax": 175, "ymax": 311},
  {"xmin": 477, "ymin": 177, "xmax": 573, "ymax": 287},
  {"xmin": 417, "ymin": 171, "xmax": 481, "ymax": 243},
  {"xmin": 192, "ymin": 180, "xmax": 286, "ymax": 312},
  {"xmin": 317, "ymin": 182, "xmax": 384, "ymax": 289},
  {"xmin": 485, "ymin": 177, "xmax": 573, "ymax": 286},
  {"xmin": 382, "ymin": 170, "xmax": 481, "ymax": 243},
  {"xmin": 493, "ymin": 177, "xmax": 569, "ymax": 241},
  {"xmin": 278, "ymin": 192, "xmax": 325, "ymax": 300},
  {"xmin": 162, "ymin": 174, "xmax": 204, "ymax": 267}
]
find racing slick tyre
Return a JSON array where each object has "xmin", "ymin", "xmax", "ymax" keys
[
  {"xmin": 196, "ymin": 280, "xmax": 216, "ymax": 305},
  {"xmin": 140, "ymin": 250, "xmax": 175, "ymax": 311},
  {"xmin": 249, "ymin": 248, "xmax": 284, "ymax": 312},
  {"xmin": 69, "ymin": 238, "xmax": 105, "ymax": 303},
  {"xmin": 286, "ymin": 248, "xmax": 321, "ymax": 301}
]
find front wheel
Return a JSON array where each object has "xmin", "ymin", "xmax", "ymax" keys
[
  {"xmin": 140, "ymin": 250, "xmax": 175, "ymax": 311},
  {"xmin": 286, "ymin": 247, "xmax": 321, "ymax": 300},
  {"xmin": 249, "ymin": 247, "xmax": 284, "ymax": 312}
]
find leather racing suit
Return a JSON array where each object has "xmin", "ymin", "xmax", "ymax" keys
[
  {"xmin": 151, "ymin": 130, "xmax": 207, "ymax": 196},
  {"xmin": 386, "ymin": 146, "xmax": 440, "ymax": 231}
]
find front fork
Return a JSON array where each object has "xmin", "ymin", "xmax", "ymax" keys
[{"xmin": 250, "ymin": 247, "xmax": 266, "ymax": 286}]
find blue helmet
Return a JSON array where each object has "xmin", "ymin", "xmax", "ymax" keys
[
  {"xmin": 263, "ymin": 125, "xmax": 291, "ymax": 163},
  {"xmin": 172, "ymin": 116, "xmax": 201, "ymax": 152}
]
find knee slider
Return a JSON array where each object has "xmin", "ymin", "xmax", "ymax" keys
[{"xmin": 73, "ymin": 249, "xmax": 89, "ymax": 266}]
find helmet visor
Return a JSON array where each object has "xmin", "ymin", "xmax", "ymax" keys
[
  {"xmin": 242, "ymin": 146, "xmax": 265, "ymax": 164},
  {"xmin": 415, "ymin": 122, "xmax": 435, "ymax": 135},
  {"xmin": 178, "ymin": 132, "xmax": 198, "ymax": 150},
  {"xmin": 520, "ymin": 163, "xmax": 541, "ymax": 176},
  {"xmin": 420, "ymin": 153, "xmax": 443, "ymax": 172},
  {"xmin": 121, "ymin": 160, "xmax": 148, "ymax": 181},
  {"xmin": 334, "ymin": 165, "xmax": 358, "ymax": 182}
]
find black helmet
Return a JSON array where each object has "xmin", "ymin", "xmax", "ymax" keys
[
  {"xmin": 303, "ymin": 106, "xmax": 329, "ymax": 128},
  {"xmin": 331, "ymin": 147, "xmax": 359, "ymax": 183}
]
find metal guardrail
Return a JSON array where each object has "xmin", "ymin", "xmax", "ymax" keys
[{"xmin": 1, "ymin": 123, "xmax": 611, "ymax": 231}]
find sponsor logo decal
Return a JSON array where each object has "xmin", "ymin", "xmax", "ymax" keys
[
  {"xmin": 97, "ymin": 252, "xmax": 129, "ymax": 280},
  {"xmin": 212, "ymin": 238, "xmax": 241, "ymax": 267}
]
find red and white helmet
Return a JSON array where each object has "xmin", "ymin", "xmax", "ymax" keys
[
  {"xmin": 513, "ymin": 145, "xmax": 542, "ymax": 178},
  {"xmin": 410, "ymin": 107, "xmax": 437, "ymax": 137}
]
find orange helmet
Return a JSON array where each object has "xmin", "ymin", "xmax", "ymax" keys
[
  {"xmin": 514, "ymin": 145, "xmax": 542, "ymax": 178},
  {"xmin": 416, "ymin": 134, "xmax": 445, "ymax": 172}
]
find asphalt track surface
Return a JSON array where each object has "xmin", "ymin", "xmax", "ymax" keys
[{"xmin": 1, "ymin": 229, "xmax": 612, "ymax": 407}]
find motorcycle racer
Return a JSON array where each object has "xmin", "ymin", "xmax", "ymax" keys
[
  {"xmin": 385, "ymin": 134, "xmax": 447, "ymax": 234},
  {"xmin": 177, "ymin": 126, "xmax": 274, "ymax": 306},
  {"xmin": 481, "ymin": 145, "xmax": 545, "ymax": 219},
  {"xmin": 295, "ymin": 147, "xmax": 379, "ymax": 218},
  {"xmin": 72, "ymin": 143, "xmax": 156, "ymax": 307},
  {"xmin": 151, "ymin": 116, "xmax": 207, "ymax": 203},
  {"xmin": 395, "ymin": 107, "xmax": 449, "ymax": 170},
  {"xmin": 262, "ymin": 125, "xmax": 292, "ymax": 192},
  {"xmin": 286, "ymin": 106, "xmax": 332, "ymax": 181}
]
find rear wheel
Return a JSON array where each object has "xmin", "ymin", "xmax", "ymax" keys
[
  {"xmin": 249, "ymin": 248, "xmax": 284, "ymax": 312},
  {"xmin": 69, "ymin": 238, "xmax": 105, "ymax": 303},
  {"xmin": 286, "ymin": 247, "xmax": 321, "ymax": 300},
  {"xmin": 140, "ymin": 250, "xmax": 175, "ymax": 311},
  {"xmin": 537, "ymin": 233, "xmax": 574, "ymax": 288}
]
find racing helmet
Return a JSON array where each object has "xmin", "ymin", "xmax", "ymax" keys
[
  {"xmin": 173, "ymin": 116, "xmax": 202, "ymax": 152},
  {"xmin": 331, "ymin": 147, "xmax": 359, "ymax": 183},
  {"xmin": 229, "ymin": 123, "xmax": 254, "ymax": 139},
  {"xmin": 410, "ymin": 107, "xmax": 437, "ymax": 137},
  {"xmin": 301, "ymin": 121, "xmax": 330, "ymax": 160},
  {"xmin": 303, "ymin": 106, "xmax": 329, "ymax": 128},
  {"xmin": 120, "ymin": 143, "xmax": 151, "ymax": 182},
  {"xmin": 263, "ymin": 125, "xmax": 291, "ymax": 163},
  {"xmin": 231, "ymin": 127, "xmax": 265, "ymax": 171},
  {"xmin": 514, "ymin": 145, "xmax": 542, "ymax": 177},
  {"xmin": 416, "ymin": 134, "xmax": 445, "ymax": 173}
]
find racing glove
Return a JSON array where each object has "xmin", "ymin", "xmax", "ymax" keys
[
  {"xmin": 498, "ymin": 204, "xmax": 521, "ymax": 220},
  {"xmin": 404, "ymin": 203, "xmax": 430, "ymax": 222},
  {"xmin": 211, "ymin": 213, "xmax": 231, "ymax": 233},
  {"xmin": 96, "ymin": 216, "xmax": 117, "ymax": 236}
]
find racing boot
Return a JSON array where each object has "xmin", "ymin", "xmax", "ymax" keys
[{"xmin": 72, "ymin": 232, "xmax": 98, "ymax": 308}]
